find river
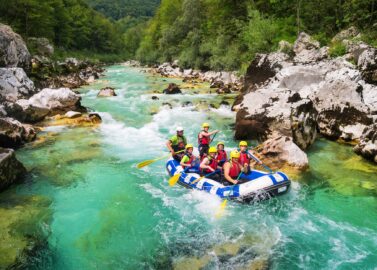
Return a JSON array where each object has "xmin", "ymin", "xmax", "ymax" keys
[{"xmin": 2, "ymin": 65, "xmax": 377, "ymax": 269}]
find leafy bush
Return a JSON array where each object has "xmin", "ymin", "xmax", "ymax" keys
[{"xmin": 329, "ymin": 41, "xmax": 347, "ymax": 57}]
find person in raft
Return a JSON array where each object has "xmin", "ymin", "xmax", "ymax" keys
[
  {"xmin": 199, "ymin": 147, "xmax": 222, "ymax": 181},
  {"xmin": 216, "ymin": 141, "xmax": 227, "ymax": 167},
  {"xmin": 239, "ymin": 141, "xmax": 262, "ymax": 173},
  {"xmin": 166, "ymin": 126, "xmax": 187, "ymax": 161},
  {"xmin": 223, "ymin": 150, "xmax": 248, "ymax": 185},
  {"xmin": 180, "ymin": 144, "xmax": 199, "ymax": 173},
  {"xmin": 198, "ymin": 122, "xmax": 220, "ymax": 159}
]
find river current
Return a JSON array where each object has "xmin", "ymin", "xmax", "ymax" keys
[{"xmin": 3, "ymin": 65, "xmax": 377, "ymax": 269}]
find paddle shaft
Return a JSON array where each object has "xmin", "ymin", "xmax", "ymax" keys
[
  {"xmin": 191, "ymin": 169, "xmax": 220, "ymax": 185},
  {"xmin": 246, "ymin": 150, "xmax": 273, "ymax": 173}
]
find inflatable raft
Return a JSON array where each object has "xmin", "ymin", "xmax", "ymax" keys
[{"xmin": 166, "ymin": 158, "xmax": 291, "ymax": 202}]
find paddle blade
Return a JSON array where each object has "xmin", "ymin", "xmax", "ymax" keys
[
  {"xmin": 136, "ymin": 159, "xmax": 155, "ymax": 169},
  {"xmin": 168, "ymin": 173, "xmax": 181, "ymax": 186},
  {"xmin": 191, "ymin": 176, "xmax": 204, "ymax": 185},
  {"xmin": 215, "ymin": 199, "xmax": 228, "ymax": 218}
]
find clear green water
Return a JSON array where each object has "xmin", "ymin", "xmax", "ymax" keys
[{"xmin": 4, "ymin": 65, "xmax": 377, "ymax": 269}]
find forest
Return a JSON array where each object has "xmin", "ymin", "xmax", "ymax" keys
[{"xmin": 0, "ymin": 0, "xmax": 376, "ymax": 70}]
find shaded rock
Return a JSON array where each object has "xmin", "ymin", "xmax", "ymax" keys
[
  {"xmin": 243, "ymin": 53, "xmax": 290, "ymax": 93},
  {"xmin": 332, "ymin": 27, "xmax": 360, "ymax": 43},
  {"xmin": 0, "ymin": 117, "xmax": 36, "ymax": 148},
  {"xmin": 163, "ymin": 83, "xmax": 182, "ymax": 94},
  {"xmin": 258, "ymin": 135, "xmax": 309, "ymax": 170},
  {"xmin": 216, "ymin": 86, "xmax": 231, "ymax": 94},
  {"xmin": 151, "ymin": 95, "xmax": 159, "ymax": 100},
  {"xmin": 27, "ymin": 37, "xmax": 54, "ymax": 56},
  {"xmin": 28, "ymin": 88, "xmax": 84, "ymax": 115},
  {"xmin": 293, "ymin": 32, "xmax": 320, "ymax": 54},
  {"xmin": 97, "ymin": 87, "xmax": 117, "ymax": 97},
  {"xmin": 354, "ymin": 124, "xmax": 377, "ymax": 163},
  {"xmin": 15, "ymin": 99, "xmax": 49, "ymax": 123},
  {"xmin": 210, "ymin": 80, "xmax": 224, "ymax": 88},
  {"xmin": 0, "ymin": 148, "xmax": 26, "ymax": 192},
  {"xmin": 0, "ymin": 68, "xmax": 35, "ymax": 102},
  {"xmin": 0, "ymin": 23, "xmax": 30, "ymax": 71},
  {"xmin": 357, "ymin": 47, "xmax": 377, "ymax": 84}
]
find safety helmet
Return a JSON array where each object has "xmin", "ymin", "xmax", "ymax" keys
[
  {"xmin": 230, "ymin": 150, "xmax": 240, "ymax": 159},
  {"xmin": 217, "ymin": 141, "xmax": 225, "ymax": 147},
  {"xmin": 202, "ymin": 122, "xmax": 210, "ymax": 128},
  {"xmin": 185, "ymin": 144, "xmax": 193, "ymax": 150},
  {"xmin": 239, "ymin": 141, "xmax": 248, "ymax": 147},
  {"xmin": 209, "ymin": 147, "xmax": 217, "ymax": 153},
  {"xmin": 177, "ymin": 126, "xmax": 184, "ymax": 132}
]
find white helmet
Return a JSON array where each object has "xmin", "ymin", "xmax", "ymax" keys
[{"xmin": 177, "ymin": 126, "xmax": 184, "ymax": 132}]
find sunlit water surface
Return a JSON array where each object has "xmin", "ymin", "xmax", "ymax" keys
[{"xmin": 4, "ymin": 65, "xmax": 377, "ymax": 269}]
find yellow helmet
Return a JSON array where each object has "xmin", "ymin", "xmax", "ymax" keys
[
  {"xmin": 230, "ymin": 150, "xmax": 240, "ymax": 159},
  {"xmin": 209, "ymin": 147, "xmax": 217, "ymax": 153},
  {"xmin": 185, "ymin": 144, "xmax": 193, "ymax": 150},
  {"xmin": 217, "ymin": 141, "xmax": 225, "ymax": 147},
  {"xmin": 239, "ymin": 141, "xmax": 248, "ymax": 147},
  {"xmin": 202, "ymin": 122, "xmax": 210, "ymax": 128}
]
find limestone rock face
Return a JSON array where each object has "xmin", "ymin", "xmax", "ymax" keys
[
  {"xmin": 0, "ymin": 68, "xmax": 36, "ymax": 102},
  {"xmin": 0, "ymin": 148, "xmax": 26, "ymax": 192},
  {"xmin": 0, "ymin": 117, "xmax": 36, "ymax": 148},
  {"xmin": 0, "ymin": 23, "xmax": 31, "ymax": 71},
  {"xmin": 257, "ymin": 135, "xmax": 309, "ymax": 170},
  {"xmin": 354, "ymin": 124, "xmax": 377, "ymax": 163},
  {"xmin": 27, "ymin": 87, "xmax": 83, "ymax": 115},
  {"xmin": 357, "ymin": 47, "xmax": 377, "ymax": 84}
]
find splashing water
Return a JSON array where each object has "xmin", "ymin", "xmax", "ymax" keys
[{"xmin": 3, "ymin": 65, "xmax": 377, "ymax": 269}]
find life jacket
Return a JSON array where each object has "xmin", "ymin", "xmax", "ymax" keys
[
  {"xmin": 228, "ymin": 160, "xmax": 241, "ymax": 178},
  {"xmin": 173, "ymin": 139, "xmax": 186, "ymax": 152},
  {"xmin": 216, "ymin": 150, "xmax": 227, "ymax": 162},
  {"xmin": 198, "ymin": 131, "xmax": 210, "ymax": 146},
  {"xmin": 183, "ymin": 152, "xmax": 195, "ymax": 166},
  {"xmin": 239, "ymin": 151, "xmax": 250, "ymax": 166},
  {"xmin": 203, "ymin": 156, "xmax": 218, "ymax": 174}
]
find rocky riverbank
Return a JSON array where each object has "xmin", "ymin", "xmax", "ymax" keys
[
  {"xmin": 234, "ymin": 29, "xmax": 377, "ymax": 165},
  {"xmin": 0, "ymin": 23, "xmax": 104, "ymax": 191}
]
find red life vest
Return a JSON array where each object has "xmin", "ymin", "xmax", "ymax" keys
[
  {"xmin": 183, "ymin": 153, "xmax": 195, "ymax": 166},
  {"xmin": 216, "ymin": 150, "xmax": 227, "ymax": 162},
  {"xmin": 239, "ymin": 151, "xmax": 250, "ymax": 166},
  {"xmin": 198, "ymin": 131, "xmax": 210, "ymax": 145},
  {"xmin": 203, "ymin": 157, "xmax": 218, "ymax": 174},
  {"xmin": 228, "ymin": 160, "xmax": 241, "ymax": 178}
]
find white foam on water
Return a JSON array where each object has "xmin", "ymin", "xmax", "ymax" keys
[
  {"xmin": 182, "ymin": 189, "xmax": 223, "ymax": 218},
  {"xmin": 210, "ymin": 105, "xmax": 235, "ymax": 118},
  {"xmin": 42, "ymin": 125, "xmax": 68, "ymax": 132},
  {"xmin": 140, "ymin": 183, "xmax": 175, "ymax": 207}
]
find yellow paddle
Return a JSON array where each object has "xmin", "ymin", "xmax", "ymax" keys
[
  {"xmin": 215, "ymin": 172, "xmax": 242, "ymax": 218},
  {"xmin": 136, "ymin": 150, "xmax": 184, "ymax": 169}
]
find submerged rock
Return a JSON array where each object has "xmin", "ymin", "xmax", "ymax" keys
[
  {"xmin": 0, "ymin": 148, "xmax": 26, "ymax": 192},
  {"xmin": 0, "ymin": 117, "xmax": 36, "ymax": 148},
  {"xmin": 47, "ymin": 113, "xmax": 101, "ymax": 127},
  {"xmin": 0, "ymin": 68, "xmax": 36, "ymax": 102},
  {"xmin": 97, "ymin": 87, "xmax": 117, "ymax": 97},
  {"xmin": 0, "ymin": 23, "xmax": 31, "ymax": 71},
  {"xmin": 163, "ymin": 83, "xmax": 182, "ymax": 94},
  {"xmin": 257, "ymin": 135, "xmax": 309, "ymax": 170}
]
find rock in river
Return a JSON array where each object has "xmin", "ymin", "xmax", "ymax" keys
[
  {"xmin": 0, "ymin": 117, "xmax": 36, "ymax": 148},
  {"xmin": 97, "ymin": 87, "xmax": 117, "ymax": 97},
  {"xmin": 0, "ymin": 68, "xmax": 36, "ymax": 102},
  {"xmin": 0, "ymin": 148, "xmax": 26, "ymax": 192},
  {"xmin": 163, "ymin": 83, "xmax": 182, "ymax": 94}
]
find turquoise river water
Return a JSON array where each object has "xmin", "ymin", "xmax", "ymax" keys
[{"xmin": 2, "ymin": 65, "xmax": 377, "ymax": 269}]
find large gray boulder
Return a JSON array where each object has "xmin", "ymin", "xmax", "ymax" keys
[
  {"xmin": 97, "ymin": 87, "xmax": 117, "ymax": 97},
  {"xmin": 0, "ymin": 23, "xmax": 31, "ymax": 71},
  {"xmin": 257, "ymin": 135, "xmax": 309, "ymax": 170},
  {"xmin": 27, "ymin": 87, "xmax": 83, "ymax": 115},
  {"xmin": 0, "ymin": 117, "xmax": 36, "ymax": 148},
  {"xmin": 0, "ymin": 68, "xmax": 35, "ymax": 102},
  {"xmin": 0, "ymin": 148, "xmax": 26, "ymax": 192},
  {"xmin": 293, "ymin": 32, "xmax": 328, "ymax": 64}
]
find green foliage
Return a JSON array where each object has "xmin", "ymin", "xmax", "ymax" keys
[
  {"xmin": 0, "ymin": 0, "xmax": 125, "ymax": 54},
  {"xmin": 85, "ymin": 0, "xmax": 161, "ymax": 20},
  {"xmin": 329, "ymin": 41, "xmax": 347, "ymax": 58}
]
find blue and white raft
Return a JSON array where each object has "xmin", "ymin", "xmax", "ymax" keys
[{"xmin": 166, "ymin": 158, "xmax": 291, "ymax": 202}]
